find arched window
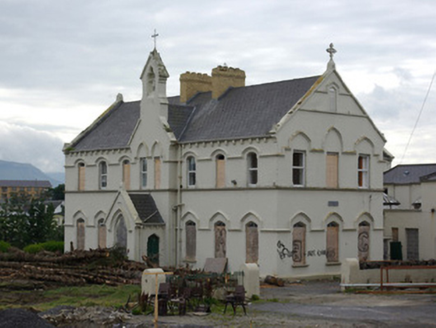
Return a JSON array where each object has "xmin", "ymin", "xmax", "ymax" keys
[
  {"xmin": 98, "ymin": 219, "xmax": 106, "ymax": 249},
  {"xmin": 140, "ymin": 157, "xmax": 147, "ymax": 189},
  {"xmin": 115, "ymin": 216, "xmax": 127, "ymax": 250},
  {"xmin": 214, "ymin": 221, "xmax": 226, "ymax": 258},
  {"xmin": 329, "ymin": 86, "xmax": 337, "ymax": 112},
  {"xmin": 358, "ymin": 221, "xmax": 370, "ymax": 261},
  {"xmin": 78, "ymin": 162, "xmax": 85, "ymax": 191},
  {"xmin": 246, "ymin": 222, "xmax": 258, "ymax": 263},
  {"xmin": 185, "ymin": 221, "xmax": 196, "ymax": 260},
  {"xmin": 76, "ymin": 218, "xmax": 85, "ymax": 250},
  {"xmin": 247, "ymin": 153, "xmax": 258, "ymax": 186},
  {"xmin": 187, "ymin": 156, "xmax": 196, "ymax": 187},
  {"xmin": 99, "ymin": 161, "xmax": 107, "ymax": 190},
  {"xmin": 326, "ymin": 222, "xmax": 339, "ymax": 263},
  {"xmin": 216, "ymin": 154, "xmax": 226, "ymax": 188},
  {"xmin": 123, "ymin": 160, "xmax": 130, "ymax": 190},
  {"xmin": 292, "ymin": 222, "xmax": 306, "ymax": 265}
]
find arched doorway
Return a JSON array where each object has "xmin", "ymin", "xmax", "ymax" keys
[{"xmin": 147, "ymin": 234, "xmax": 159, "ymax": 265}]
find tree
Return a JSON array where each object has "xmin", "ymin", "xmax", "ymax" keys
[
  {"xmin": 0, "ymin": 194, "xmax": 61, "ymax": 248},
  {"xmin": 49, "ymin": 184, "xmax": 65, "ymax": 200}
]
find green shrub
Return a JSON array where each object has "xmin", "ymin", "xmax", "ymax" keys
[
  {"xmin": 41, "ymin": 241, "xmax": 64, "ymax": 253},
  {"xmin": 0, "ymin": 241, "xmax": 11, "ymax": 253},
  {"xmin": 251, "ymin": 294, "xmax": 260, "ymax": 301},
  {"xmin": 23, "ymin": 244, "xmax": 43, "ymax": 254}
]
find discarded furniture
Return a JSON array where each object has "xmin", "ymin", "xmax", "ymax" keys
[{"xmin": 224, "ymin": 285, "xmax": 247, "ymax": 315}]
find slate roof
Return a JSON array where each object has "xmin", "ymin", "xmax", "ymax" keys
[
  {"xmin": 74, "ymin": 101, "xmax": 140, "ymax": 151},
  {"xmin": 384, "ymin": 164, "xmax": 436, "ymax": 184},
  {"xmin": 129, "ymin": 194, "xmax": 165, "ymax": 225},
  {"xmin": 0, "ymin": 180, "xmax": 52, "ymax": 188},
  {"xmin": 71, "ymin": 75, "xmax": 320, "ymax": 150}
]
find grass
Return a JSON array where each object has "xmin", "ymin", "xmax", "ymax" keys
[{"xmin": 34, "ymin": 284, "xmax": 141, "ymax": 311}]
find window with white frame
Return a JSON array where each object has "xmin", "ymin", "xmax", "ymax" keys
[
  {"xmin": 247, "ymin": 152, "xmax": 258, "ymax": 186},
  {"xmin": 292, "ymin": 151, "xmax": 305, "ymax": 186},
  {"xmin": 358, "ymin": 155, "xmax": 369, "ymax": 188},
  {"xmin": 140, "ymin": 157, "xmax": 147, "ymax": 189},
  {"xmin": 187, "ymin": 156, "xmax": 196, "ymax": 187},
  {"xmin": 99, "ymin": 161, "xmax": 107, "ymax": 189}
]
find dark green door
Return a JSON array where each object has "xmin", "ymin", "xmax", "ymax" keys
[{"xmin": 147, "ymin": 234, "xmax": 159, "ymax": 265}]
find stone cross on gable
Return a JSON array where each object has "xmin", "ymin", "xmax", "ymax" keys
[
  {"xmin": 326, "ymin": 43, "xmax": 337, "ymax": 59},
  {"xmin": 151, "ymin": 29, "xmax": 159, "ymax": 49}
]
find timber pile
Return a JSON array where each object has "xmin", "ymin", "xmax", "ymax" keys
[
  {"xmin": 0, "ymin": 248, "xmax": 147, "ymax": 287},
  {"xmin": 360, "ymin": 259, "xmax": 436, "ymax": 269}
]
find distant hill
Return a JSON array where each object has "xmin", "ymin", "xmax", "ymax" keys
[{"xmin": 0, "ymin": 160, "xmax": 63, "ymax": 187}]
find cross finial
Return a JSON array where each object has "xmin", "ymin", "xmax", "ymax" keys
[
  {"xmin": 151, "ymin": 29, "xmax": 159, "ymax": 49},
  {"xmin": 326, "ymin": 43, "xmax": 337, "ymax": 59}
]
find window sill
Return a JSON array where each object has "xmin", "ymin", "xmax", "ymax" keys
[
  {"xmin": 326, "ymin": 262, "xmax": 341, "ymax": 266},
  {"xmin": 292, "ymin": 264, "xmax": 309, "ymax": 268}
]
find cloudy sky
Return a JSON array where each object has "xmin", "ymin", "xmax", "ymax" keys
[{"xmin": 1, "ymin": 0, "xmax": 436, "ymax": 174}]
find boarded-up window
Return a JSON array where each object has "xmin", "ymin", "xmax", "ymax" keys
[
  {"xmin": 247, "ymin": 153, "xmax": 258, "ymax": 186},
  {"xmin": 214, "ymin": 221, "xmax": 226, "ymax": 258},
  {"xmin": 77, "ymin": 219, "xmax": 85, "ymax": 250},
  {"xmin": 123, "ymin": 160, "xmax": 130, "ymax": 190},
  {"xmin": 358, "ymin": 155, "xmax": 369, "ymax": 188},
  {"xmin": 216, "ymin": 154, "xmax": 225, "ymax": 188},
  {"xmin": 246, "ymin": 222, "xmax": 258, "ymax": 263},
  {"xmin": 392, "ymin": 227, "xmax": 399, "ymax": 242},
  {"xmin": 406, "ymin": 228, "xmax": 419, "ymax": 260},
  {"xmin": 99, "ymin": 161, "xmax": 107, "ymax": 189},
  {"xmin": 154, "ymin": 157, "xmax": 161, "ymax": 189},
  {"xmin": 326, "ymin": 153, "xmax": 338, "ymax": 188},
  {"xmin": 78, "ymin": 163, "xmax": 85, "ymax": 191},
  {"xmin": 292, "ymin": 222, "xmax": 306, "ymax": 265},
  {"xmin": 98, "ymin": 219, "xmax": 106, "ymax": 249},
  {"xmin": 358, "ymin": 221, "xmax": 370, "ymax": 261},
  {"xmin": 326, "ymin": 222, "xmax": 339, "ymax": 262},
  {"xmin": 185, "ymin": 221, "xmax": 196, "ymax": 260},
  {"xmin": 115, "ymin": 216, "xmax": 127, "ymax": 250}
]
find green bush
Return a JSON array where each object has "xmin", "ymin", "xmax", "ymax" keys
[
  {"xmin": 0, "ymin": 241, "xmax": 11, "ymax": 253},
  {"xmin": 23, "ymin": 244, "xmax": 43, "ymax": 254},
  {"xmin": 41, "ymin": 241, "xmax": 64, "ymax": 253},
  {"xmin": 23, "ymin": 241, "xmax": 64, "ymax": 254}
]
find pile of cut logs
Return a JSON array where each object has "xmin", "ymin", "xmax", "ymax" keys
[{"xmin": 0, "ymin": 248, "xmax": 147, "ymax": 287}]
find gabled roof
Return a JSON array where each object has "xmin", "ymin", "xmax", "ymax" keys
[
  {"xmin": 129, "ymin": 194, "xmax": 165, "ymax": 225},
  {"xmin": 0, "ymin": 180, "xmax": 52, "ymax": 188},
  {"xmin": 71, "ymin": 75, "xmax": 320, "ymax": 150},
  {"xmin": 384, "ymin": 164, "xmax": 436, "ymax": 184}
]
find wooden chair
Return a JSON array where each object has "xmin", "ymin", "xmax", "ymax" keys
[{"xmin": 224, "ymin": 285, "xmax": 247, "ymax": 315}]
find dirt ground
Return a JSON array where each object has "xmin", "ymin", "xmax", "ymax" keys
[{"xmin": 2, "ymin": 280, "xmax": 436, "ymax": 327}]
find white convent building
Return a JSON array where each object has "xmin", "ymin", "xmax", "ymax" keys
[{"xmin": 64, "ymin": 44, "xmax": 389, "ymax": 278}]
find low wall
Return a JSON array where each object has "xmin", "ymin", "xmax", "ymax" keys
[{"xmin": 341, "ymin": 258, "xmax": 436, "ymax": 289}]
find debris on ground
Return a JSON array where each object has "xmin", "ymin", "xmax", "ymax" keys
[{"xmin": 264, "ymin": 275, "xmax": 285, "ymax": 287}]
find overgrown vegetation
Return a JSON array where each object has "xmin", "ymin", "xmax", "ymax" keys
[
  {"xmin": 0, "ymin": 241, "xmax": 10, "ymax": 253},
  {"xmin": 23, "ymin": 241, "xmax": 64, "ymax": 254},
  {"xmin": 0, "ymin": 193, "xmax": 63, "ymax": 249}
]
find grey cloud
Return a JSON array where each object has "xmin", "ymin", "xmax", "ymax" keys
[{"xmin": 0, "ymin": 122, "xmax": 64, "ymax": 173}]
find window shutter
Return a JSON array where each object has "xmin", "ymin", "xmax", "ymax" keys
[
  {"xmin": 216, "ymin": 159, "xmax": 225, "ymax": 188},
  {"xmin": 154, "ymin": 158, "xmax": 161, "ymax": 189}
]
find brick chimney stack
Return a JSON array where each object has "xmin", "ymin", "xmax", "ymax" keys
[
  {"xmin": 179, "ymin": 65, "xmax": 246, "ymax": 103},
  {"xmin": 211, "ymin": 65, "xmax": 245, "ymax": 99}
]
